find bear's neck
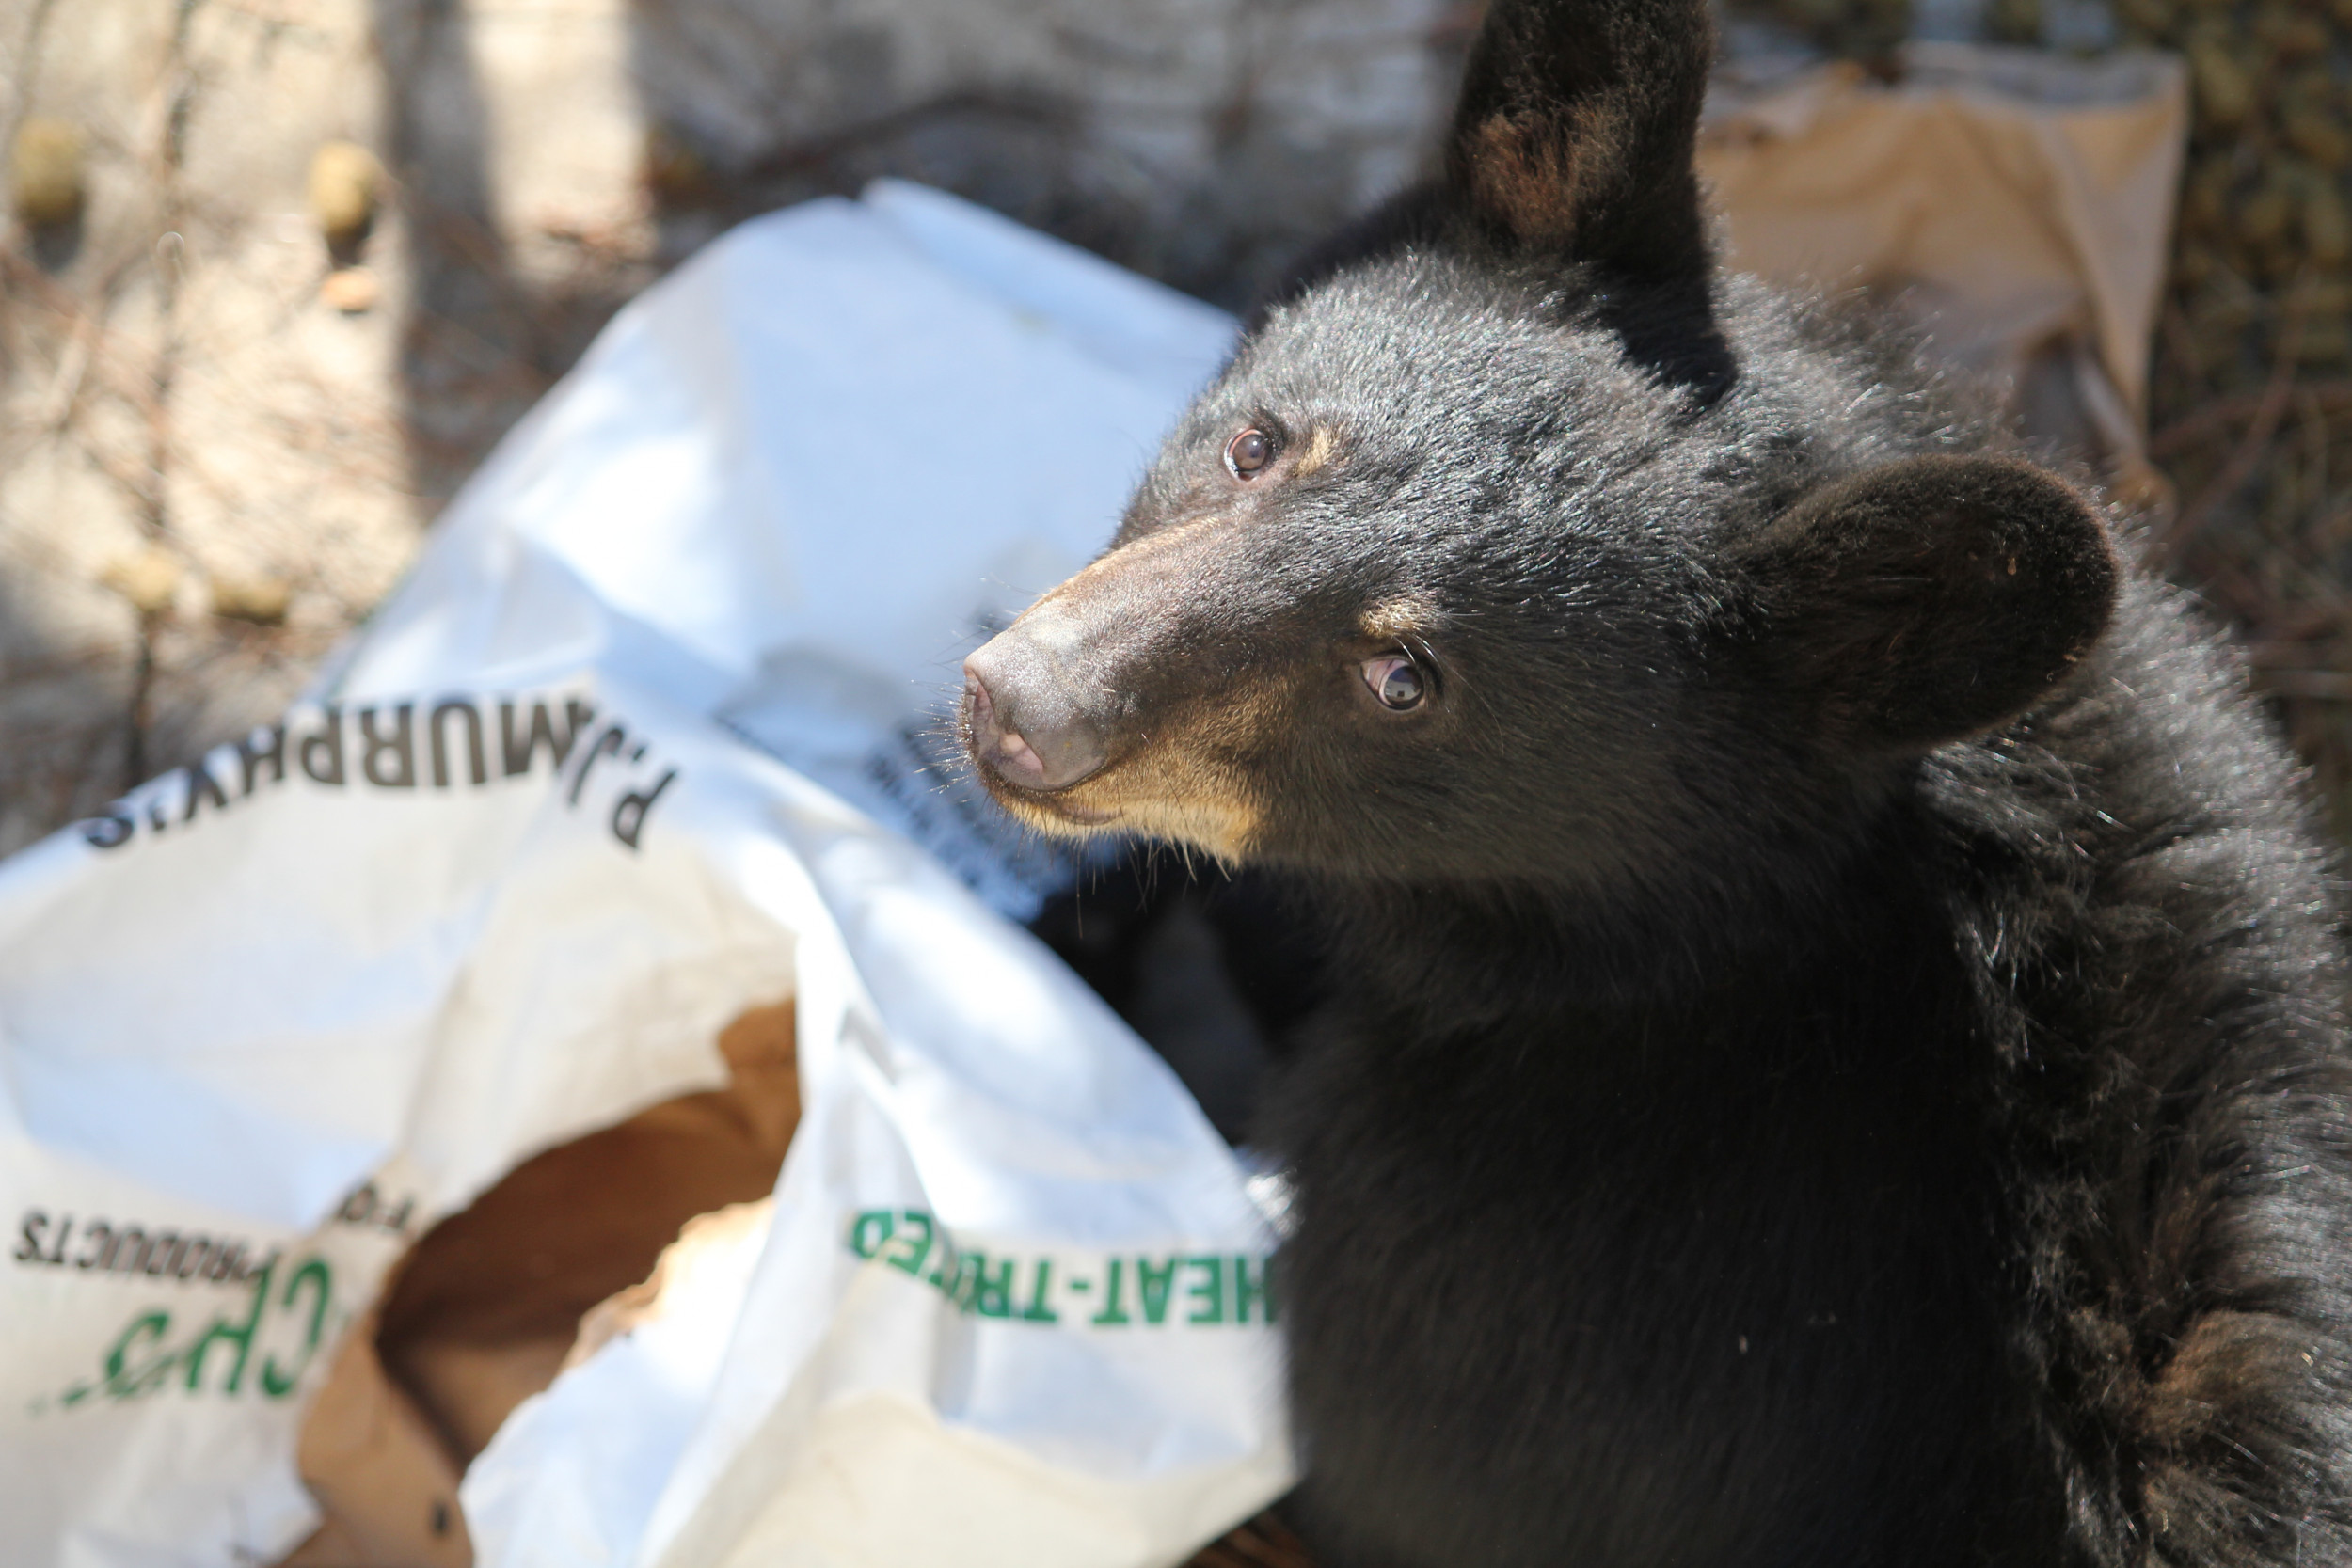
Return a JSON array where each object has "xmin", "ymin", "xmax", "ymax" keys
[{"xmin": 1301, "ymin": 804, "xmax": 1961, "ymax": 1053}]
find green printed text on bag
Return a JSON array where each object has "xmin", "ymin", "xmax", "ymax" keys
[{"xmin": 846, "ymin": 1208, "xmax": 1276, "ymax": 1327}]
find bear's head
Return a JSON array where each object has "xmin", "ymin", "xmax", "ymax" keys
[{"xmin": 961, "ymin": 0, "xmax": 2119, "ymax": 910}]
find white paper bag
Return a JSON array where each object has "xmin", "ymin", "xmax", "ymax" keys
[{"xmin": 2, "ymin": 181, "xmax": 1293, "ymax": 1568}]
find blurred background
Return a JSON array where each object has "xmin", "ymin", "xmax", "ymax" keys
[{"xmin": 0, "ymin": 0, "xmax": 2344, "ymax": 857}]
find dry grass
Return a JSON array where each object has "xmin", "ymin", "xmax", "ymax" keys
[{"xmin": 2103, "ymin": 0, "xmax": 2352, "ymax": 833}]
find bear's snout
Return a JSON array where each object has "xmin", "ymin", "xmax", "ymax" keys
[{"xmin": 962, "ymin": 622, "xmax": 1109, "ymax": 792}]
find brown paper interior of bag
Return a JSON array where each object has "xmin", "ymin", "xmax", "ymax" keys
[
  {"xmin": 273, "ymin": 1000, "xmax": 800, "ymax": 1568},
  {"xmin": 269, "ymin": 996, "xmax": 1310, "ymax": 1568}
]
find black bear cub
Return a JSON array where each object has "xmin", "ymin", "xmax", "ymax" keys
[{"xmin": 961, "ymin": 0, "xmax": 2352, "ymax": 1562}]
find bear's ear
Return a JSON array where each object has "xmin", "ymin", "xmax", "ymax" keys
[
  {"xmin": 1445, "ymin": 0, "xmax": 1715, "ymax": 278},
  {"xmin": 1728, "ymin": 455, "xmax": 2120, "ymax": 752}
]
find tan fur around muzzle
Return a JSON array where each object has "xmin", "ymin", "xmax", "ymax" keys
[{"xmin": 976, "ymin": 676, "xmax": 1279, "ymax": 863}]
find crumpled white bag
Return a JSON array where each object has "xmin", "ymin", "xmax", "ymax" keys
[{"xmin": 0, "ymin": 180, "xmax": 1293, "ymax": 1568}]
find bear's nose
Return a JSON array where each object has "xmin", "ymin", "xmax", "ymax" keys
[{"xmin": 962, "ymin": 629, "xmax": 1108, "ymax": 791}]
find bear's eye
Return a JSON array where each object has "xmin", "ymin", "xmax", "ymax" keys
[
  {"xmin": 1225, "ymin": 428, "xmax": 1273, "ymax": 479},
  {"xmin": 1363, "ymin": 655, "xmax": 1425, "ymax": 711}
]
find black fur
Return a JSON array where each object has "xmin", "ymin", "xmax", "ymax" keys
[{"xmin": 971, "ymin": 1, "xmax": 2352, "ymax": 1562}]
